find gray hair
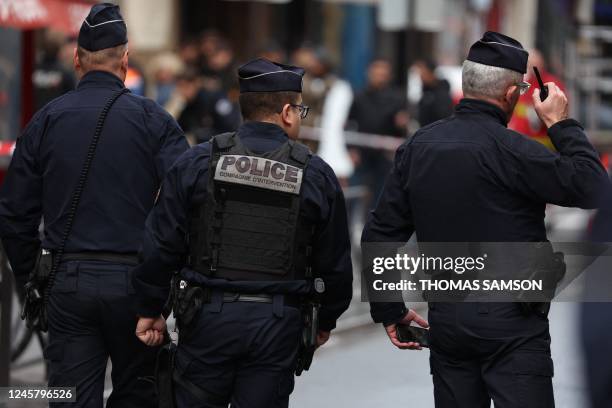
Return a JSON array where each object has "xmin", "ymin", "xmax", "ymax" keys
[{"xmin": 461, "ymin": 60, "xmax": 522, "ymax": 99}]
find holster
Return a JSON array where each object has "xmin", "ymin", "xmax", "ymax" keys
[
  {"xmin": 171, "ymin": 278, "xmax": 209, "ymax": 330},
  {"xmin": 295, "ymin": 300, "xmax": 319, "ymax": 376},
  {"xmin": 519, "ymin": 251, "xmax": 566, "ymax": 318},
  {"xmin": 21, "ymin": 249, "xmax": 53, "ymax": 331}
]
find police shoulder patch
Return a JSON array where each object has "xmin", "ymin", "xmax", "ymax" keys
[{"xmin": 214, "ymin": 155, "xmax": 303, "ymax": 195}]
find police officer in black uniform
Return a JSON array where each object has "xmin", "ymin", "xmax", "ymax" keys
[
  {"xmin": 362, "ymin": 32, "xmax": 609, "ymax": 408},
  {"xmin": 0, "ymin": 4, "xmax": 189, "ymax": 407},
  {"xmin": 132, "ymin": 58, "xmax": 353, "ymax": 407}
]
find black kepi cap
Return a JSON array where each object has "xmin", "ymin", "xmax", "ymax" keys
[
  {"xmin": 238, "ymin": 58, "xmax": 305, "ymax": 93},
  {"xmin": 78, "ymin": 3, "xmax": 127, "ymax": 52},
  {"xmin": 467, "ymin": 31, "xmax": 528, "ymax": 74}
]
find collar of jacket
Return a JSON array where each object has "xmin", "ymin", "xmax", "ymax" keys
[
  {"xmin": 77, "ymin": 70, "xmax": 125, "ymax": 90},
  {"xmin": 454, "ymin": 98, "xmax": 508, "ymax": 126},
  {"xmin": 238, "ymin": 121, "xmax": 289, "ymax": 143}
]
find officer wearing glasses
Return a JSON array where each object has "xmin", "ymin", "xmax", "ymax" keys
[
  {"xmin": 362, "ymin": 32, "xmax": 608, "ymax": 407},
  {"xmin": 132, "ymin": 58, "xmax": 353, "ymax": 407}
]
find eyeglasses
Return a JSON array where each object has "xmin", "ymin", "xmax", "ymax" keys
[
  {"xmin": 289, "ymin": 103, "xmax": 310, "ymax": 119},
  {"xmin": 516, "ymin": 81, "xmax": 531, "ymax": 95}
]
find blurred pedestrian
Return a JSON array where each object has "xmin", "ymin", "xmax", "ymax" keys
[
  {"xmin": 178, "ymin": 37, "xmax": 201, "ymax": 69},
  {"xmin": 412, "ymin": 59, "xmax": 453, "ymax": 127},
  {"xmin": 258, "ymin": 41, "xmax": 287, "ymax": 64},
  {"xmin": 125, "ymin": 62, "xmax": 147, "ymax": 96},
  {"xmin": 58, "ymin": 35, "xmax": 78, "ymax": 71},
  {"xmin": 508, "ymin": 49, "xmax": 566, "ymax": 150},
  {"xmin": 362, "ymin": 31, "xmax": 608, "ymax": 408},
  {"xmin": 175, "ymin": 68, "xmax": 240, "ymax": 144},
  {"xmin": 292, "ymin": 45, "xmax": 335, "ymax": 127},
  {"xmin": 198, "ymin": 29, "xmax": 223, "ymax": 70},
  {"xmin": 293, "ymin": 45, "xmax": 353, "ymax": 180},
  {"xmin": 202, "ymin": 40, "xmax": 236, "ymax": 93},
  {"xmin": 348, "ymin": 57, "xmax": 408, "ymax": 206},
  {"xmin": 349, "ymin": 58, "xmax": 408, "ymax": 137},
  {"xmin": 148, "ymin": 52, "xmax": 184, "ymax": 106},
  {"xmin": 32, "ymin": 30, "xmax": 76, "ymax": 112}
]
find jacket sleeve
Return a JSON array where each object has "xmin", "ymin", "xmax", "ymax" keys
[
  {"xmin": 132, "ymin": 150, "xmax": 197, "ymax": 317},
  {"xmin": 155, "ymin": 114, "xmax": 190, "ymax": 182},
  {"xmin": 0, "ymin": 112, "xmax": 45, "ymax": 285},
  {"xmin": 361, "ymin": 143, "xmax": 414, "ymax": 325},
  {"xmin": 312, "ymin": 164, "xmax": 353, "ymax": 332},
  {"xmin": 509, "ymin": 119, "xmax": 609, "ymax": 208}
]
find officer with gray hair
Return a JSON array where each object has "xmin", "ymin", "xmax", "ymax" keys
[{"xmin": 362, "ymin": 31, "xmax": 609, "ymax": 407}]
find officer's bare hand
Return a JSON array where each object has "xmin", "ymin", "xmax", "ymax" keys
[
  {"xmin": 135, "ymin": 315, "xmax": 166, "ymax": 347},
  {"xmin": 385, "ymin": 309, "xmax": 429, "ymax": 350},
  {"xmin": 317, "ymin": 330, "xmax": 330, "ymax": 347},
  {"xmin": 533, "ymin": 82, "xmax": 569, "ymax": 128}
]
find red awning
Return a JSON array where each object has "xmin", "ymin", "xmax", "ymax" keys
[{"xmin": 0, "ymin": 0, "xmax": 92, "ymax": 34}]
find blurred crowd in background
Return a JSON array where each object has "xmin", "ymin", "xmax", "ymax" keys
[
  {"xmin": 31, "ymin": 26, "xmax": 462, "ymax": 209},
  {"xmin": 2, "ymin": 0, "xmax": 611, "ymax": 217}
]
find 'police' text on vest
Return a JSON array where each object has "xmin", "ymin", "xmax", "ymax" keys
[{"xmin": 214, "ymin": 155, "xmax": 303, "ymax": 195}]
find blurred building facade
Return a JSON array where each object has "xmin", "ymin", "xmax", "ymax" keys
[{"xmin": 1, "ymin": 0, "xmax": 612, "ymax": 142}]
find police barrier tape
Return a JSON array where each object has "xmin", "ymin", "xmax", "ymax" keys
[
  {"xmin": 299, "ymin": 126, "xmax": 612, "ymax": 154},
  {"xmin": 0, "ymin": 126, "xmax": 610, "ymax": 171},
  {"xmin": 299, "ymin": 126, "xmax": 404, "ymax": 152}
]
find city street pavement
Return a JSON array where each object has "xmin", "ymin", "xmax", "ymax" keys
[
  {"xmin": 6, "ymin": 302, "xmax": 591, "ymax": 408},
  {"xmin": 291, "ymin": 302, "xmax": 589, "ymax": 408}
]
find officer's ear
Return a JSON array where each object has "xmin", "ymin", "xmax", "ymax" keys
[
  {"xmin": 504, "ymin": 85, "xmax": 519, "ymax": 104},
  {"xmin": 279, "ymin": 103, "xmax": 295, "ymax": 126},
  {"xmin": 73, "ymin": 48, "xmax": 81, "ymax": 72},
  {"xmin": 120, "ymin": 48, "xmax": 129, "ymax": 73},
  {"xmin": 73, "ymin": 47, "xmax": 85, "ymax": 78}
]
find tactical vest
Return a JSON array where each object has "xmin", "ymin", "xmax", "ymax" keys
[{"xmin": 189, "ymin": 132, "xmax": 315, "ymax": 281}]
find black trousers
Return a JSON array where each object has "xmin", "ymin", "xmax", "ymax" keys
[
  {"xmin": 174, "ymin": 297, "xmax": 302, "ymax": 408},
  {"xmin": 582, "ymin": 302, "xmax": 612, "ymax": 408},
  {"xmin": 428, "ymin": 302, "xmax": 555, "ymax": 408},
  {"xmin": 46, "ymin": 261, "xmax": 158, "ymax": 407}
]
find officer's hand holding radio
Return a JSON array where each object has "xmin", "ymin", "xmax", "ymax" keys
[
  {"xmin": 385, "ymin": 309, "xmax": 429, "ymax": 350},
  {"xmin": 533, "ymin": 82, "xmax": 568, "ymax": 129}
]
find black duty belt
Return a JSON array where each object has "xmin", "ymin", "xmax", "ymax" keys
[
  {"xmin": 62, "ymin": 252, "xmax": 139, "ymax": 266},
  {"xmin": 221, "ymin": 291, "xmax": 301, "ymax": 308}
]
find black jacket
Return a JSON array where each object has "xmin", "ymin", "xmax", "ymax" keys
[{"xmin": 362, "ymin": 98, "xmax": 609, "ymax": 325}]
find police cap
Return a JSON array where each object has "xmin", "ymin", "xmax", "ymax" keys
[
  {"xmin": 467, "ymin": 31, "xmax": 528, "ymax": 74},
  {"xmin": 238, "ymin": 58, "xmax": 305, "ymax": 93},
  {"xmin": 78, "ymin": 3, "xmax": 127, "ymax": 52}
]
